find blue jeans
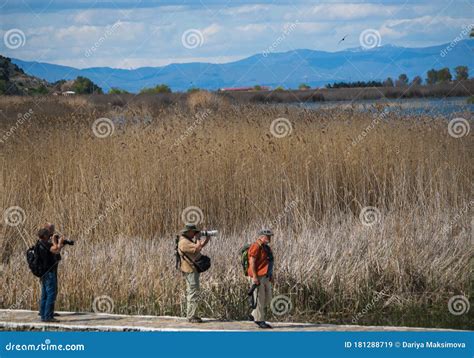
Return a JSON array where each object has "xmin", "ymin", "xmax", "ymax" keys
[{"xmin": 40, "ymin": 271, "xmax": 57, "ymax": 321}]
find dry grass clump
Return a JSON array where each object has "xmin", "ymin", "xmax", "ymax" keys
[
  {"xmin": 187, "ymin": 90, "xmax": 228, "ymax": 111},
  {"xmin": 0, "ymin": 96, "xmax": 472, "ymax": 329}
]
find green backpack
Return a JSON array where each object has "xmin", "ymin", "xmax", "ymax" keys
[
  {"xmin": 240, "ymin": 244, "xmax": 251, "ymax": 276},
  {"xmin": 240, "ymin": 242, "xmax": 274, "ymax": 277}
]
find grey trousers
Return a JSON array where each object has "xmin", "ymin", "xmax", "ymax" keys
[
  {"xmin": 250, "ymin": 276, "xmax": 272, "ymax": 322},
  {"xmin": 184, "ymin": 271, "xmax": 200, "ymax": 318}
]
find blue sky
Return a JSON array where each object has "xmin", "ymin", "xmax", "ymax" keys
[{"xmin": 1, "ymin": 0, "xmax": 473, "ymax": 68}]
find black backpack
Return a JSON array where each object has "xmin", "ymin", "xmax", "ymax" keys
[
  {"xmin": 26, "ymin": 241, "xmax": 47, "ymax": 277},
  {"xmin": 176, "ymin": 235, "xmax": 211, "ymax": 273}
]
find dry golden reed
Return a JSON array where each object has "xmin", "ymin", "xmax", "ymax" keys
[{"xmin": 0, "ymin": 96, "xmax": 472, "ymax": 329}]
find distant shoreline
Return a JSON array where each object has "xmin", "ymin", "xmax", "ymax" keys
[
  {"xmin": 75, "ymin": 80, "xmax": 473, "ymax": 104},
  {"xmin": 218, "ymin": 80, "xmax": 474, "ymax": 103},
  {"xmin": 77, "ymin": 80, "xmax": 474, "ymax": 108}
]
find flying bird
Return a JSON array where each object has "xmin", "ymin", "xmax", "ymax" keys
[{"xmin": 338, "ymin": 34, "xmax": 349, "ymax": 45}]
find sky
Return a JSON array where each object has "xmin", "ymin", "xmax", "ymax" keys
[{"xmin": 0, "ymin": 0, "xmax": 473, "ymax": 69}]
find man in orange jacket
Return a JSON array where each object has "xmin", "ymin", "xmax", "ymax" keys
[{"xmin": 248, "ymin": 229, "xmax": 274, "ymax": 329}]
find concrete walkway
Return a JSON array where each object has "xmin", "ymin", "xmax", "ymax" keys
[{"xmin": 0, "ymin": 309, "xmax": 457, "ymax": 332}]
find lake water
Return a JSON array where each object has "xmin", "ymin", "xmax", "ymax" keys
[{"xmin": 296, "ymin": 97, "xmax": 473, "ymax": 117}]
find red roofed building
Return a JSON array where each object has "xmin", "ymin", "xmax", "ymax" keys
[{"xmin": 219, "ymin": 86, "xmax": 271, "ymax": 92}]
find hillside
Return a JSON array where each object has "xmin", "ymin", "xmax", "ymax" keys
[{"xmin": 0, "ymin": 55, "xmax": 51, "ymax": 95}]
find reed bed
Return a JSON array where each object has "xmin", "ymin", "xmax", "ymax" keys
[{"xmin": 0, "ymin": 96, "xmax": 472, "ymax": 329}]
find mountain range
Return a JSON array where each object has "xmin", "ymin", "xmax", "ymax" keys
[{"xmin": 10, "ymin": 40, "xmax": 474, "ymax": 93}]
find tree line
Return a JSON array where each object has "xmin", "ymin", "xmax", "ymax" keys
[
  {"xmin": 325, "ymin": 66, "xmax": 469, "ymax": 89},
  {"xmin": 52, "ymin": 78, "xmax": 173, "ymax": 95},
  {"xmin": 33, "ymin": 65, "xmax": 474, "ymax": 95}
]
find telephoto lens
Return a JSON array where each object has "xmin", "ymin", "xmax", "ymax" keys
[
  {"xmin": 200, "ymin": 230, "xmax": 218, "ymax": 236},
  {"xmin": 54, "ymin": 235, "xmax": 74, "ymax": 245}
]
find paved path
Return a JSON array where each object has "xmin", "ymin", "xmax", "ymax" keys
[{"xmin": 0, "ymin": 309, "xmax": 458, "ymax": 332}]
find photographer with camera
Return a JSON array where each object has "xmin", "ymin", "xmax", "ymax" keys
[
  {"xmin": 35, "ymin": 226, "xmax": 64, "ymax": 322},
  {"xmin": 176, "ymin": 223, "xmax": 216, "ymax": 323},
  {"xmin": 27, "ymin": 223, "xmax": 74, "ymax": 322},
  {"xmin": 45, "ymin": 222, "xmax": 75, "ymax": 251}
]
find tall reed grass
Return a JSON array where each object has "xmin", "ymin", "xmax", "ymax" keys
[{"xmin": 0, "ymin": 96, "xmax": 472, "ymax": 329}]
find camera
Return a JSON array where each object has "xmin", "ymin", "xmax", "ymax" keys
[
  {"xmin": 200, "ymin": 230, "xmax": 218, "ymax": 237},
  {"xmin": 53, "ymin": 234, "xmax": 75, "ymax": 246}
]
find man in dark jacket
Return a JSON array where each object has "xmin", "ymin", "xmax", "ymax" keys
[{"xmin": 37, "ymin": 227, "xmax": 64, "ymax": 322}]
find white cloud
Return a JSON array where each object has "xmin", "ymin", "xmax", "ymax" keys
[
  {"xmin": 2, "ymin": 1, "xmax": 471, "ymax": 69},
  {"xmin": 202, "ymin": 23, "xmax": 221, "ymax": 37},
  {"xmin": 379, "ymin": 16, "xmax": 474, "ymax": 39},
  {"xmin": 236, "ymin": 24, "xmax": 269, "ymax": 33},
  {"xmin": 222, "ymin": 4, "xmax": 270, "ymax": 15},
  {"xmin": 311, "ymin": 3, "xmax": 399, "ymax": 20},
  {"xmin": 297, "ymin": 22, "xmax": 331, "ymax": 33},
  {"xmin": 55, "ymin": 25, "xmax": 102, "ymax": 41},
  {"xmin": 113, "ymin": 54, "xmax": 243, "ymax": 68}
]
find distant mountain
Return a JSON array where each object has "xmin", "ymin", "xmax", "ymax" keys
[{"xmin": 10, "ymin": 40, "xmax": 474, "ymax": 93}]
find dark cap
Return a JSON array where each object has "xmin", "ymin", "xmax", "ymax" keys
[
  {"xmin": 181, "ymin": 223, "xmax": 200, "ymax": 234},
  {"xmin": 258, "ymin": 229, "xmax": 274, "ymax": 237}
]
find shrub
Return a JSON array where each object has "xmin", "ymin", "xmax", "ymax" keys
[{"xmin": 187, "ymin": 90, "xmax": 228, "ymax": 110}]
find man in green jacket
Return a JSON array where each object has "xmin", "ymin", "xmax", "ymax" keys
[{"xmin": 178, "ymin": 224, "xmax": 211, "ymax": 323}]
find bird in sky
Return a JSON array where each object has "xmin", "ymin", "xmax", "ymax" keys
[{"xmin": 338, "ymin": 34, "xmax": 349, "ymax": 45}]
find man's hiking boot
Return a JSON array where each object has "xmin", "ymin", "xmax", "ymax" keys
[
  {"xmin": 188, "ymin": 316, "xmax": 203, "ymax": 323},
  {"xmin": 42, "ymin": 318, "xmax": 60, "ymax": 323},
  {"xmin": 255, "ymin": 321, "xmax": 272, "ymax": 329}
]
